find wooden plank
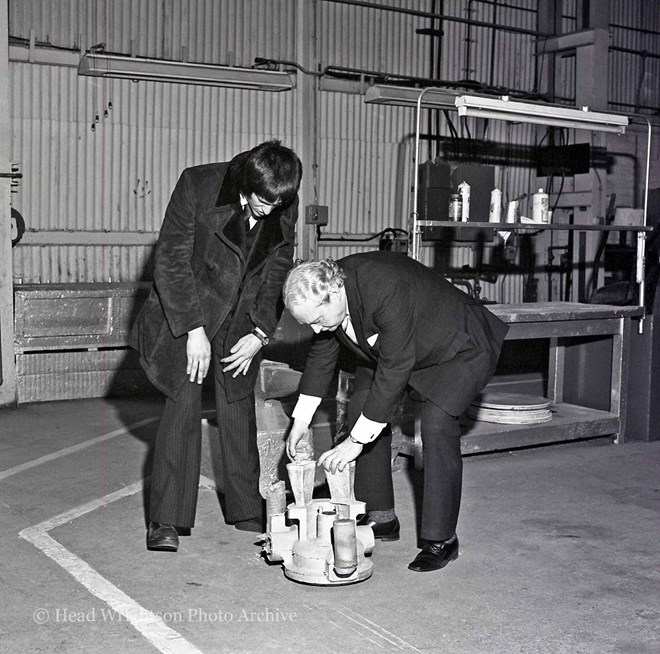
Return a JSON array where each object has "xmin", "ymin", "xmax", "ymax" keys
[
  {"xmin": 489, "ymin": 302, "xmax": 644, "ymax": 323},
  {"xmin": 398, "ymin": 402, "xmax": 619, "ymax": 460},
  {"xmin": 459, "ymin": 403, "xmax": 618, "ymax": 454},
  {"xmin": 505, "ymin": 318, "xmax": 622, "ymax": 340}
]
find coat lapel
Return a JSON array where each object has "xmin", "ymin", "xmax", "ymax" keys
[
  {"xmin": 213, "ymin": 206, "xmax": 246, "ymax": 262},
  {"xmin": 341, "ymin": 274, "xmax": 376, "ymax": 361},
  {"xmin": 245, "ymin": 216, "xmax": 284, "ymax": 277}
]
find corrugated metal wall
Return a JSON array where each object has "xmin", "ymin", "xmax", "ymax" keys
[
  {"xmin": 11, "ymin": 62, "xmax": 298, "ymax": 282},
  {"xmin": 9, "ymin": 0, "xmax": 297, "ymax": 64},
  {"xmin": 314, "ymin": 0, "xmax": 538, "ymax": 305},
  {"xmin": 610, "ymin": 0, "xmax": 660, "ymax": 115},
  {"xmin": 10, "ymin": 0, "xmax": 298, "ymax": 283},
  {"xmin": 313, "ymin": 0, "xmax": 536, "ymax": 238},
  {"xmin": 8, "ymin": 0, "xmax": 658, "ymax": 295}
]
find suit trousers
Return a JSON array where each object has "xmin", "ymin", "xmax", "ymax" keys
[
  {"xmin": 419, "ymin": 400, "xmax": 462, "ymax": 542},
  {"xmin": 149, "ymin": 371, "xmax": 263, "ymax": 529},
  {"xmin": 348, "ymin": 388, "xmax": 395, "ymax": 512},
  {"xmin": 349, "ymin": 387, "xmax": 462, "ymax": 542}
]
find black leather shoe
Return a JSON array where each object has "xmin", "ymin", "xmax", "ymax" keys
[
  {"xmin": 359, "ymin": 516, "xmax": 400, "ymax": 541},
  {"xmin": 408, "ymin": 536, "xmax": 459, "ymax": 572},
  {"xmin": 147, "ymin": 522, "xmax": 179, "ymax": 552}
]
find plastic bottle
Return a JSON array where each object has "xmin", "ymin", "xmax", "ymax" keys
[
  {"xmin": 489, "ymin": 189, "xmax": 502, "ymax": 223},
  {"xmin": 458, "ymin": 182, "xmax": 470, "ymax": 222},
  {"xmin": 532, "ymin": 188, "xmax": 549, "ymax": 223}
]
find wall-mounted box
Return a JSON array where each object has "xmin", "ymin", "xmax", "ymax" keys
[{"xmin": 305, "ymin": 205, "xmax": 329, "ymax": 225}]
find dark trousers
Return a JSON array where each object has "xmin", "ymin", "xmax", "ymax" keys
[
  {"xmin": 349, "ymin": 388, "xmax": 395, "ymax": 512},
  {"xmin": 419, "ymin": 400, "xmax": 462, "ymax": 542},
  {"xmin": 149, "ymin": 371, "xmax": 262, "ymax": 529},
  {"xmin": 350, "ymin": 388, "xmax": 462, "ymax": 543}
]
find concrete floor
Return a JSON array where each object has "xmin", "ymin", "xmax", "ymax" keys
[{"xmin": 1, "ymin": 396, "xmax": 658, "ymax": 654}]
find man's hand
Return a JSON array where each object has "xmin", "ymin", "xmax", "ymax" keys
[
  {"xmin": 318, "ymin": 438, "xmax": 363, "ymax": 474},
  {"xmin": 221, "ymin": 333, "xmax": 262, "ymax": 378},
  {"xmin": 187, "ymin": 327, "xmax": 211, "ymax": 383},
  {"xmin": 286, "ymin": 420, "xmax": 314, "ymax": 461}
]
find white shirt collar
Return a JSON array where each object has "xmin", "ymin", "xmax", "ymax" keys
[{"xmin": 238, "ymin": 193, "xmax": 257, "ymax": 230}]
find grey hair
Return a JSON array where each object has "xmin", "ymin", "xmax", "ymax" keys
[{"xmin": 284, "ymin": 259, "xmax": 346, "ymax": 309}]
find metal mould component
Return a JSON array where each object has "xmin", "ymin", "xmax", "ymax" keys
[{"xmin": 262, "ymin": 462, "xmax": 375, "ymax": 585}]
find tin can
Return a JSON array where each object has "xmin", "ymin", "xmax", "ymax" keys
[{"xmin": 449, "ymin": 194, "xmax": 462, "ymax": 221}]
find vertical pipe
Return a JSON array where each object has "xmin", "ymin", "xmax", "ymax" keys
[
  {"xmin": 0, "ymin": 0, "xmax": 17, "ymax": 406},
  {"xmin": 489, "ymin": 0, "xmax": 498, "ymax": 87},
  {"xmin": 636, "ymin": 117, "xmax": 652, "ymax": 334}
]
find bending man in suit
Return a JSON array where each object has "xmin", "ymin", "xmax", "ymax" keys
[
  {"xmin": 284, "ymin": 251, "xmax": 508, "ymax": 572},
  {"xmin": 130, "ymin": 140, "xmax": 302, "ymax": 551}
]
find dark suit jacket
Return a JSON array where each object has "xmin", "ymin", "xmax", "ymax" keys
[
  {"xmin": 298, "ymin": 251, "xmax": 509, "ymax": 420},
  {"xmin": 129, "ymin": 152, "xmax": 298, "ymax": 401}
]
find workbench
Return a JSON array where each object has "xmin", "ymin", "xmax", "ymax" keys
[{"xmin": 401, "ymin": 302, "xmax": 645, "ymax": 465}]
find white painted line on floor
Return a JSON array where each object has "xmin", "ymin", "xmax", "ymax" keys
[
  {"xmin": 330, "ymin": 605, "xmax": 424, "ymax": 652},
  {"xmin": 14, "ymin": 418, "xmax": 420, "ymax": 654},
  {"xmin": 31, "ymin": 479, "xmax": 145, "ymax": 530},
  {"xmin": 19, "ymin": 479, "xmax": 205, "ymax": 654},
  {"xmin": 0, "ymin": 416, "xmax": 159, "ymax": 481},
  {"xmin": 0, "ymin": 408, "xmax": 215, "ymax": 482},
  {"xmin": 20, "ymin": 527, "xmax": 204, "ymax": 654}
]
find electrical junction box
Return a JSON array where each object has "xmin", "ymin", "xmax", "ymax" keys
[{"xmin": 305, "ymin": 205, "xmax": 329, "ymax": 225}]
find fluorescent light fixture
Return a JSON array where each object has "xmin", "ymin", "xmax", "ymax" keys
[
  {"xmin": 79, "ymin": 53, "xmax": 293, "ymax": 91},
  {"xmin": 364, "ymin": 84, "xmax": 459, "ymax": 109},
  {"xmin": 455, "ymin": 95, "xmax": 628, "ymax": 134}
]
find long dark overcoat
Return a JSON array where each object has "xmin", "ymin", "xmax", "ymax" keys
[{"xmin": 129, "ymin": 151, "xmax": 298, "ymax": 401}]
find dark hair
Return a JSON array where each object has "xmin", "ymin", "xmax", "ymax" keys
[{"xmin": 239, "ymin": 140, "xmax": 302, "ymax": 206}]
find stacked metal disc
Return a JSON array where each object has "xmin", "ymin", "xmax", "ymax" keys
[{"xmin": 468, "ymin": 392, "xmax": 553, "ymax": 424}]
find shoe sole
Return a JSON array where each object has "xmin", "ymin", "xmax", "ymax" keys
[
  {"xmin": 147, "ymin": 544, "xmax": 178, "ymax": 552},
  {"xmin": 147, "ymin": 539, "xmax": 179, "ymax": 552},
  {"xmin": 407, "ymin": 549, "xmax": 458, "ymax": 572},
  {"xmin": 375, "ymin": 533, "xmax": 400, "ymax": 542}
]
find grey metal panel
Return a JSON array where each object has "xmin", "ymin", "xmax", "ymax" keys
[
  {"xmin": 9, "ymin": 0, "xmax": 297, "ymax": 65},
  {"xmin": 610, "ymin": 0, "xmax": 660, "ymax": 113},
  {"xmin": 317, "ymin": 90, "xmax": 414, "ymax": 240},
  {"xmin": 13, "ymin": 245, "xmax": 155, "ymax": 284},
  {"xmin": 317, "ymin": 0, "xmax": 429, "ymax": 77}
]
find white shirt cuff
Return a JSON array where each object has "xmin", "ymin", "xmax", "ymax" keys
[
  {"xmin": 292, "ymin": 394, "xmax": 323, "ymax": 425},
  {"xmin": 350, "ymin": 413, "xmax": 387, "ymax": 444}
]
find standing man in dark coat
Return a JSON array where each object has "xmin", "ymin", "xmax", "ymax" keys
[
  {"xmin": 283, "ymin": 252, "xmax": 508, "ymax": 572},
  {"xmin": 130, "ymin": 140, "xmax": 302, "ymax": 551}
]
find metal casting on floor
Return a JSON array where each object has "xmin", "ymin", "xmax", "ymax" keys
[{"xmin": 263, "ymin": 460, "xmax": 375, "ymax": 585}]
